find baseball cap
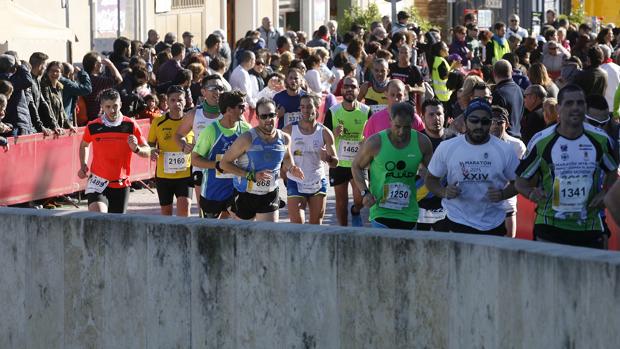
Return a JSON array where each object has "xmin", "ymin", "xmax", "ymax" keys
[
  {"xmin": 182, "ymin": 31, "xmax": 194, "ymax": 38},
  {"xmin": 465, "ymin": 98, "xmax": 493, "ymax": 118}
]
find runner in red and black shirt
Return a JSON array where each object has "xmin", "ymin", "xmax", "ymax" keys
[{"xmin": 78, "ymin": 89, "xmax": 150, "ymax": 213}]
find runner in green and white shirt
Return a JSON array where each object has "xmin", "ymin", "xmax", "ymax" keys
[{"xmin": 516, "ymin": 85, "xmax": 619, "ymax": 249}]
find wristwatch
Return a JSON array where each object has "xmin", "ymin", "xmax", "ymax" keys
[{"xmin": 361, "ymin": 189, "xmax": 370, "ymax": 197}]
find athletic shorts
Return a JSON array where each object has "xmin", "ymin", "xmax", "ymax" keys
[
  {"xmin": 436, "ymin": 217, "xmax": 506, "ymax": 236},
  {"xmin": 232, "ymin": 188, "xmax": 280, "ymax": 220},
  {"xmin": 329, "ymin": 166, "xmax": 353, "ymax": 187},
  {"xmin": 86, "ymin": 186, "xmax": 130, "ymax": 214},
  {"xmin": 192, "ymin": 170, "xmax": 203, "ymax": 186},
  {"xmin": 155, "ymin": 177, "xmax": 194, "ymax": 206},
  {"xmin": 371, "ymin": 217, "xmax": 417, "ymax": 230},
  {"xmin": 533, "ymin": 224, "xmax": 606, "ymax": 249},
  {"xmin": 287, "ymin": 177, "xmax": 328, "ymax": 198},
  {"xmin": 200, "ymin": 195, "xmax": 234, "ymax": 218}
]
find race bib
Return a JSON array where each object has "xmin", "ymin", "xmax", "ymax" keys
[
  {"xmin": 369, "ymin": 104, "xmax": 387, "ymax": 113},
  {"xmin": 552, "ymin": 177, "xmax": 592, "ymax": 212},
  {"xmin": 85, "ymin": 174, "xmax": 109, "ymax": 194},
  {"xmin": 284, "ymin": 112, "xmax": 302, "ymax": 126},
  {"xmin": 247, "ymin": 176, "xmax": 278, "ymax": 195},
  {"xmin": 164, "ymin": 152, "xmax": 188, "ymax": 173},
  {"xmin": 215, "ymin": 154, "xmax": 234, "ymax": 179},
  {"xmin": 379, "ymin": 182, "xmax": 411, "ymax": 210},
  {"xmin": 337, "ymin": 140, "xmax": 361, "ymax": 161}
]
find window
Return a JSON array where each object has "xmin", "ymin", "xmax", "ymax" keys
[{"xmin": 172, "ymin": 0, "xmax": 205, "ymax": 9}]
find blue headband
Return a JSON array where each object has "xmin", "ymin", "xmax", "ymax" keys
[{"xmin": 465, "ymin": 98, "xmax": 493, "ymax": 118}]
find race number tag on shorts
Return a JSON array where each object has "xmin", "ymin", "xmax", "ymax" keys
[
  {"xmin": 337, "ymin": 140, "xmax": 361, "ymax": 161},
  {"xmin": 85, "ymin": 174, "xmax": 109, "ymax": 194},
  {"xmin": 369, "ymin": 104, "xmax": 387, "ymax": 113},
  {"xmin": 552, "ymin": 177, "xmax": 592, "ymax": 212},
  {"xmin": 215, "ymin": 154, "xmax": 234, "ymax": 179},
  {"xmin": 247, "ymin": 177, "xmax": 278, "ymax": 195},
  {"xmin": 284, "ymin": 112, "xmax": 302, "ymax": 126},
  {"xmin": 164, "ymin": 152, "xmax": 188, "ymax": 173},
  {"xmin": 380, "ymin": 182, "xmax": 411, "ymax": 210}
]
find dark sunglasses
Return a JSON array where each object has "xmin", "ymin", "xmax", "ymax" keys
[
  {"xmin": 467, "ymin": 117, "xmax": 492, "ymax": 126},
  {"xmin": 259, "ymin": 112, "xmax": 277, "ymax": 120}
]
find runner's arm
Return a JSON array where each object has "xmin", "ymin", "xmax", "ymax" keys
[
  {"xmin": 78, "ymin": 141, "xmax": 90, "ymax": 178},
  {"xmin": 282, "ymin": 133, "xmax": 304, "ymax": 178},
  {"xmin": 357, "ymin": 82, "xmax": 369, "ymax": 102},
  {"xmin": 322, "ymin": 127, "xmax": 339, "ymax": 168},
  {"xmin": 351, "ymin": 134, "xmax": 379, "ymax": 192},
  {"xmin": 605, "ymin": 180, "xmax": 620, "ymax": 226},
  {"xmin": 174, "ymin": 109, "xmax": 196, "ymax": 153},
  {"xmin": 220, "ymin": 133, "xmax": 252, "ymax": 177}
]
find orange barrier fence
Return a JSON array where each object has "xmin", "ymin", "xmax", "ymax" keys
[{"xmin": 0, "ymin": 119, "xmax": 154, "ymax": 206}]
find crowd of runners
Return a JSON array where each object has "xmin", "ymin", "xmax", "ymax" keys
[{"xmin": 2, "ymin": 9, "xmax": 620, "ymax": 249}]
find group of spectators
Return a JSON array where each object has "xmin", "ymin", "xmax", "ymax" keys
[{"xmin": 1, "ymin": 8, "xmax": 620, "ymax": 249}]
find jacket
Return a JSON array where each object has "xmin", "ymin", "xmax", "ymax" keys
[
  {"xmin": 492, "ymin": 78, "xmax": 524, "ymax": 137},
  {"xmin": 40, "ymin": 76, "xmax": 69, "ymax": 129},
  {"xmin": 0, "ymin": 65, "xmax": 35, "ymax": 134},
  {"xmin": 60, "ymin": 70, "xmax": 92, "ymax": 123}
]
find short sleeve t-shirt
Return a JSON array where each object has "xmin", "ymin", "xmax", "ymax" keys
[
  {"xmin": 427, "ymin": 135, "xmax": 520, "ymax": 230},
  {"xmin": 273, "ymin": 90, "xmax": 305, "ymax": 128},
  {"xmin": 82, "ymin": 116, "xmax": 146, "ymax": 188},
  {"xmin": 362, "ymin": 108, "xmax": 425, "ymax": 138},
  {"xmin": 148, "ymin": 114, "xmax": 194, "ymax": 179}
]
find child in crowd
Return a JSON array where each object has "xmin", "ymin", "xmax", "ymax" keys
[
  {"xmin": 0, "ymin": 80, "xmax": 14, "ymax": 100},
  {"xmin": 257, "ymin": 72, "xmax": 285, "ymax": 100},
  {"xmin": 0, "ymin": 94, "xmax": 12, "ymax": 147},
  {"xmin": 157, "ymin": 93, "xmax": 168, "ymax": 114},
  {"xmin": 139, "ymin": 94, "xmax": 162, "ymax": 122}
]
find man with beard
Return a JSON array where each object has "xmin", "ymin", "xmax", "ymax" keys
[
  {"xmin": 77, "ymin": 89, "xmax": 150, "ymax": 213},
  {"xmin": 274, "ymin": 68, "xmax": 306, "ymax": 128},
  {"xmin": 358, "ymin": 58, "xmax": 390, "ymax": 113},
  {"xmin": 221, "ymin": 98, "xmax": 304, "ymax": 222},
  {"xmin": 352, "ymin": 102, "xmax": 433, "ymax": 230},
  {"xmin": 425, "ymin": 98, "xmax": 519, "ymax": 235},
  {"xmin": 324, "ymin": 77, "xmax": 371, "ymax": 226},
  {"xmin": 191, "ymin": 90, "xmax": 251, "ymax": 219},
  {"xmin": 516, "ymin": 85, "xmax": 618, "ymax": 249},
  {"xmin": 175, "ymin": 74, "xmax": 225, "ymax": 214},
  {"xmin": 416, "ymin": 99, "xmax": 455, "ymax": 230}
]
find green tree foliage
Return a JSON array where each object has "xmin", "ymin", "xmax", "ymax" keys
[{"xmin": 339, "ymin": 3, "xmax": 382, "ymax": 35}]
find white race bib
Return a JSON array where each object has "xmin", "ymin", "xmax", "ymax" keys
[
  {"xmin": 163, "ymin": 152, "xmax": 188, "ymax": 173},
  {"xmin": 369, "ymin": 104, "xmax": 387, "ymax": 113},
  {"xmin": 379, "ymin": 182, "xmax": 411, "ymax": 210},
  {"xmin": 337, "ymin": 140, "xmax": 361, "ymax": 161},
  {"xmin": 247, "ymin": 178, "xmax": 278, "ymax": 195},
  {"xmin": 284, "ymin": 112, "xmax": 302, "ymax": 126},
  {"xmin": 552, "ymin": 177, "xmax": 592, "ymax": 212},
  {"xmin": 85, "ymin": 174, "xmax": 109, "ymax": 194}
]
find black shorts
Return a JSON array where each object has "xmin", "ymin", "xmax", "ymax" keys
[
  {"xmin": 329, "ymin": 166, "xmax": 353, "ymax": 187},
  {"xmin": 155, "ymin": 177, "xmax": 194, "ymax": 206},
  {"xmin": 533, "ymin": 224, "xmax": 606, "ymax": 249},
  {"xmin": 86, "ymin": 186, "xmax": 130, "ymax": 214},
  {"xmin": 192, "ymin": 170, "xmax": 203, "ymax": 186},
  {"xmin": 232, "ymin": 188, "xmax": 280, "ymax": 220},
  {"xmin": 436, "ymin": 217, "xmax": 506, "ymax": 236},
  {"xmin": 200, "ymin": 195, "xmax": 234, "ymax": 218}
]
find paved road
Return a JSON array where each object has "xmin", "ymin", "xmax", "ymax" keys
[{"xmin": 53, "ymin": 180, "xmax": 371, "ymax": 226}]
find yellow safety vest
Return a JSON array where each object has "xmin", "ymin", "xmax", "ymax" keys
[
  {"xmin": 492, "ymin": 39, "xmax": 510, "ymax": 64},
  {"xmin": 432, "ymin": 56, "xmax": 451, "ymax": 102}
]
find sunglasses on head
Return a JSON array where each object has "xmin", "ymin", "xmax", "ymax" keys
[{"xmin": 258, "ymin": 112, "xmax": 277, "ymax": 120}]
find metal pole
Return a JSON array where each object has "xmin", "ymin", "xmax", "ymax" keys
[
  {"xmin": 391, "ymin": 0, "xmax": 397, "ymax": 28},
  {"xmin": 117, "ymin": 0, "xmax": 121, "ymax": 38}
]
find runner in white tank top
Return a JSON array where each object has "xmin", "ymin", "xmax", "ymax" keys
[
  {"xmin": 282, "ymin": 94, "xmax": 339, "ymax": 224},
  {"xmin": 174, "ymin": 75, "xmax": 224, "ymax": 216}
]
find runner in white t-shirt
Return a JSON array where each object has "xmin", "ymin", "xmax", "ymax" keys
[
  {"xmin": 490, "ymin": 105, "xmax": 526, "ymax": 237},
  {"xmin": 425, "ymin": 98, "xmax": 520, "ymax": 235}
]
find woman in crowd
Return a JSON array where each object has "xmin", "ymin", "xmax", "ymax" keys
[
  {"xmin": 40, "ymin": 61, "xmax": 74, "ymax": 132},
  {"xmin": 528, "ymin": 63, "xmax": 559, "ymax": 98}
]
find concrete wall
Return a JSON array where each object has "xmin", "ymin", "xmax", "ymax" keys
[{"xmin": 2, "ymin": 208, "xmax": 620, "ymax": 348}]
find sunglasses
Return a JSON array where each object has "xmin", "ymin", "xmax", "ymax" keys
[
  {"xmin": 258, "ymin": 112, "xmax": 277, "ymax": 120},
  {"xmin": 206, "ymin": 85, "xmax": 224, "ymax": 92},
  {"xmin": 467, "ymin": 117, "xmax": 492, "ymax": 126}
]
